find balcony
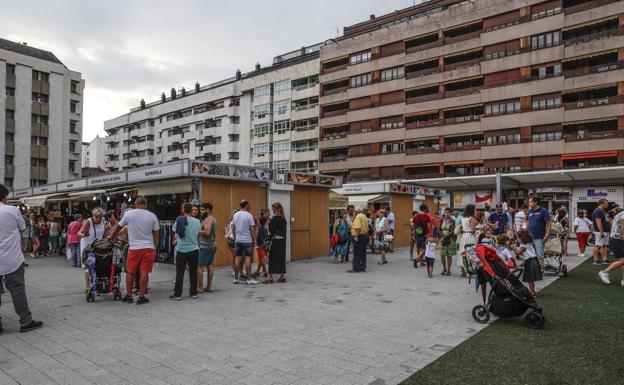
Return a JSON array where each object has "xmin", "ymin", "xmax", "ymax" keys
[
  {"xmin": 443, "ymin": 86, "xmax": 482, "ymax": 98},
  {"xmin": 321, "ymin": 154, "xmax": 348, "ymax": 162},
  {"xmin": 5, "ymin": 119, "xmax": 15, "ymax": 133},
  {"xmin": 444, "ymin": 114, "xmax": 481, "ymax": 125},
  {"xmin": 322, "ymin": 109, "xmax": 347, "ymax": 118},
  {"xmin": 405, "ymin": 36, "xmax": 442, "ymax": 54},
  {"xmin": 564, "ymin": 0, "xmax": 621, "ymax": 14},
  {"xmin": 444, "ymin": 143, "xmax": 481, "ymax": 152},
  {"xmin": 443, "ymin": 30, "xmax": 482, "ymax": 45},
  {"xmin": 406, "ymin": 92, "xmax": 443, "ymax": 104},
  {"xmin": 563, "ymin": 60, "xmax": 624, "ymax": 78},
  {"xmin": 564, "ymin": 26, "xmax": 623, "ymax": 47},
  {"xmin": 443, "ymin": 58, "xmax": 481, "ymax": 72},
  {"xmin": 406, "ymin": 146, "xmax": 442, "ymax": 155},
  {"xmin": 564, "ymin": 130, "xmax": 624, "ymax": 142},
  {"xmin": 563, "ymin": 95, "xmax": 624, "ymax": 110},
  {"xmin": 5, "ymin": 96, "xmax": 15, "ymax": 110},
  {"xmin": 322, "ymin": 130, "xmax": 348, "ymax": 141},
  {"xmin": 405, "ymin": 65, "xmax": 440, "ymax": 79}
]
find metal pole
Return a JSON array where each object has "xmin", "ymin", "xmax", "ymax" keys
[{"xmin": 496, "ymin": 172, "xmax": 502, "ymax": 205}]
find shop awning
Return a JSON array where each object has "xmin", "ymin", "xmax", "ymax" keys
[
  {"xmin": 329, "ymin": 191, "xmax": 348, "ymax": 210},
  {"xmin": 561, "ymin": 151, "xmax": 617, "ymax": 161},
  {"xmin": 138, "ymin": 179, "xmax": 192, "ymax": 196},
  {"xmin": 348, "ymin": 194, "xmax": 384, "ymax": 210},
  {"xmin": 20, "ymin": 193, "xmax": 66, "ymax": 207}
]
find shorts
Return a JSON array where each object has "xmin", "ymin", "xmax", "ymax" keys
[
  {"xmin": 126, "ymin": 248, "xmax": 156, "ymax": 274},
  {"xmin": 198, "ymin": 245, "xmax": 217, "ymax": 266},
  {"xmin": 594, "ymin": 231, "xmax": 609, "ymax": 247},
  {"xmin": 256, "ymin": 246, "xmax": 266, "ymax": 261},
  {"xmin": 609, "ymin": 238, "xmax": 624, "ymax": 259},
  {"xmin": 532, "ymin": 239, "xmax": 545, "ymax": 258},
  {"xmin": 425, "ymin": 257, "xmax": 435, "ymax": 267},
  {"xmin": 576, "ymin": 232, "xmax": 590, "ymax": 250},
  {"xmin": 413, "ymin": 235, "xmax": 426, "ymax": 250},
  {"xmin": 235, "ymin": 242, "xmax": 253, "ymax": 258}
]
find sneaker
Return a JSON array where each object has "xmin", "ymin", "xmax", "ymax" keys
[
  {"xmin": 598, "ymin": 270, "xmax": 611, "ymax": 285},
  {"xmin": 247, "ymin": 279, "xmax": 258, "ymax": 285},
  {"xmin": 233, "ymin": 279, "xmax": 240, "ymax": 284},
  {"xmin": 169, "ymin": 294, "xmax": 182, "ymax": 301},
  {"xmin": 602, "ymin": 260, "xmax": 611, "ymax": 265},
  {"xmin": 190, "ymin": 294, "xmax": 198, "ymax": 299},
  {"xmin": 578, "ymin": 253, "xmax": 585, "ymax": 258},
  {"xmin": 121, "ymin": 295, "xmax": 133, "ymax": 304},
  {"xmin": 136, "ymin": 296, "xmax": 149, "ymax": 305},
  {"xmin": 593, "ymin": 260, "xmax": 601, "ymax": 265},
  {"xmin": 20, "ymin": 320, "xmax": 43, "ymax": 333}
]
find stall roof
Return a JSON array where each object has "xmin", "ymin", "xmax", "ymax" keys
[
  {"xmin": 403, "ymin": 166, "xmax": 624, "ymax": 191},
  {"xmin": 348, "ymin": 194, "xmax": 384, "ymax": 210},
  {"xmin": 20, "ymin": 193, "xmax": 67, "ymax": 207}
]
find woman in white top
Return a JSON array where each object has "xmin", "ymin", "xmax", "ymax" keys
[
  {"xmin": 78, "ymin": 207, "xmax": 106, "ymax": 292},
  {"xmin": 374, "ymin": 210, "xmax": 390, "ymax": 265},
  {"xmin": 457, "ymin": 204, "xmax": 478, "ymax": 277},
  {"xmin": 573, "ymin": 210, "xmax": 593, "ymax": 258}
]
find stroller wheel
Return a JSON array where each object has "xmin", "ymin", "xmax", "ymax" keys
[
  {"xmin": 561, "ymin": 265, "xmax": 568, "ymax": 278},
  {"xmin": 525, "ymin": 311, "xmax": 545, "ymax": 329},
  {"xmin": 472, "ymin": 305, "xmax": 490, "ymax": 324}
]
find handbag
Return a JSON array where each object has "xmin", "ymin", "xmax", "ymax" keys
[
  {"xmin": 454, "ymin": 221, "xmax": 462, "ymax": 236},
  {"xmin": 384, "ymin": 234, "xmax": 394, "ymax": 242},
  {"xmin": 544, "ymin": 237, "xmax": 562, "ymax": 254},
  {"xmin": 264, "ymin": 230, "xmax": 278, "ymax": 253}
]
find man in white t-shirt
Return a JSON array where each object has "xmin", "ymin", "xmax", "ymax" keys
[
  {"xmin": 599, "ymin": 209, "xmax": 624, "ymax": 285},
  {"xmin": 0, "ymin": 184, "xmax": 43, "ymax": 333},
  {"xmin": 385, "ymin": 207, "xmax": 395, "ymax": 252},
  {"xmin": 514, "ymin": 205, "xmax": 528, "ymax": 233},
  {"xmin": 110, "ymin": 196, "xmax": 160, "ymax": 305},
  {"xmin": 232, "ymin": 199, "xmax": 258, "ymax": 285}
]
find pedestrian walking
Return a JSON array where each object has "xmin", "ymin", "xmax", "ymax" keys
[
  {"xmin": 0, "ymin": 184, "xmax": 43, "ymax": 333},
  {"xmin": 573, "ymin": 210, "xmax": 592, "ymax": 257},
  {"xmin": 110, "ymin": 197, "xmax": 159, "ymax": 305},
  {"xmin": 170, "ymin": 203, "xmax": 201, "ymax": 300},
  {"xmin": 20, "ymin": 210, "xmax": 31, "ymax": 254},
  {"xmin": 264, "ymin": 202, "xmax": 288, "ymax": 283},
  {"xmin": 385, "ymin": 207, "xmax": 395, "ymax": 252},
  {"xmin": 457, "ymin": 204, "xmax": 478, "ymax": 278},
  {"xmin": 78, "ymin": 208, "xmax": 106, "ymax": 293},
  {"xmin": 598, "ymin": 208, "xmax": 624, "ymax": 285},
  {"xmin": 424, "ymin": 236, "xmax": 439, "ymax": 278},
  {"xmin": 592, "ymin": 199, "xmax": 610, "ymax": 265},
  {"xmin": 30, "ymin": 216, "xmax": 41, "ymax": 257},
  {"xmin": 439, "ymin": 208, "xmax": 456, "ymax": 276},
  {"xmin": 197, "ymin": 202, "xmax": 217, "ymax": 293},
  {"xmin": 527, "ymin": 196, "xmax": 551, "ymax": 263},
  {"xmin": 348, "ymin": 208, "xmax": 369, "ymax": 273},
  {"xmin": 332, "ymin": 211, "xmax": 350, "ymax": 263},
  {"xmin": 412, "ymin": 204, "xmax": 432, "ymax": 268},
  {"xmin": 67, "ymin": 214, "xmax": 83, "ymax": 267},
  {"xmin": 515, "ymin": 230, "xmax": 543, "ymax": 297},
  {"xmin": 232, "ymin": 199, "xmax": 258, "ymax": 285},
  {"xmin": 374, "ymin": 210, "xmax": 390, "ymax": 265}
]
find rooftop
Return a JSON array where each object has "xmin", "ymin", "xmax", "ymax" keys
[{"xmin": 0, "ymin": 38, "xmax": 64, "ymax": 65}]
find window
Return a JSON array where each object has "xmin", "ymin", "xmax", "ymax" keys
[
  {"xmin": 486, "ymin": 132, "xmax": 521, "ymax": 145},
  {"xmin": 5, "ymin": 87, "xmax": 15, "ymax": 96},
  {"xmin": 5, "ymin": 132, "xmax": 14, "ymax": 142},
  {"xmin": 70, "ymin": 101, "xmax": 78, "ymax": 113},
  {"xmin": 292, "ymin": 118, "xmax": 317, "ymax": 132},
  {"xmin": 484, "ymin": 99, "xmax": 521, "ymax": 116},
  {"xmin": 4, "ymin": 155, "xmax": 13, "ymax": 165},
  {"xmin": 254, "ymin": 104, "xmax": 272, "ymax": 119},
  {"xmin": 228, "ymin": 134, "xmax": 239, "ymax": 142},
  {"xmin": 350, "ymin": 73, "xmax": 372, "ymax": 88},
  {"xmin": 274, "ymin": 80, "xmax": 290, "ymax": 95},
  {"xmin": 255, "ymin": 162, "xmax": 270, "ymax": 168},
  {"xmin": 381, "ymin": 67, "xmax": 405, "ymax": 82},
  {"xmin": 32, "ymin": 70, "xmax": 49, "ymax": 81},
  {"xmin": 273, "ymin": 120, "xmax": 290, "ymax": 134},
  {"xmin": 31, "ymin": 136, "xmax": 47, "ymax": 145},
  {"xmin": 255, "ymin": 84, "xmax": 271, "ymax": 97},
  {"xmin": 6, "ymin": 110, "xmax": 14, "ymax": 120},
  {"xmin": 228, "ymin": 152, "xmax": 239, "ymax": 160},
  {"xmin": 254, "ymin": 143, "xmax": 270, "ymax": 157},
  {"xmin": 254, "ymin": 123, "xmax": 271, "ymax": 137},
  {"xmin": 381, "ymin": 142, "xmax": 404, "ymax": 154},
  {"xmin": 531, "ymin": 31, "xmax": 560, "ymax": 49},
  {"xmin": 272, "ymin": 160, "xmax": 289, "ymax": 170},
  {"xmin": 4, "ymin": 178, "xmax": 13, "ymax": 188},
  {"xmin": 6, "ymin": 64, "xmax": 15, "ymax": 75},
  {"xmin": 69, "ymin": 141, "xmax": 76, "ymax": 152},
  {"xmin": 71, "ymin": 81, "xmax": 78, "ymax": 93},
  {"xmin": 380, "ymin": 116, "xmax": 404, "ymax": 130},
  {"xmin": 531, "ymin": 94, "xmax": 561, "ymax": 110},
  {"xmin": 532, "ymin": 63, "xmax": 561, "ymax": 79},
  {"xmin": 274, "ymin": 100, "xmax": 290, "ymax": 115},
  {"xmin": 69, "ymin": 160, "xmax": 76, "ymax": 173},
  {"xmin": 32, "ymin": 114, "xmax": 48, "ymax": 124},
  {"xmin": 350, "ymin": 51, "xmax": 372, "ymax": 65},
  {"xmin": 531, "ymin": 4, "xmax": 561, "ymax": 21},
  {"xmin": 273, "ymin": 140, "xmax": 290, "ymax": 153},
  {"xmin": 70, "ymin": 121, "xmax": 77, "ymax": 133},
  {"xmin": 32, "ymin": 93, "xmax": 48, "ymax": 103},
  {"xmin": 291, "ymin": 138, "xmax": 318, "ymax": 152}
]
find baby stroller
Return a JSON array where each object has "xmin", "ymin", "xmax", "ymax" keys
[
  {"xmin": 543, "ymin": 222, "xmax": 568, "ymax": 277},
  {"xmin": 469, "ymin": 244, "xmax": 545, "ymax": 329},
  {"xmin": 82, "ymin": 239, "xmax": 123, "ymax": 302}
]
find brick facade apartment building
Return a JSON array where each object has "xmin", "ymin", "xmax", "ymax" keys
[{"xmin": 319, "ymin": 0, "xmax": 624, "ymax": 182}]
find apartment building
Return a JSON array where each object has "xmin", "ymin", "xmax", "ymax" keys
[
  {"xmin": 104, "ymin": 79, "xmax": 246, "ymax": 171},
  {"xmin": 240, "ymin": 45, "xmax": 321, "ymax": 173},
  {"xmin": 319, "ymin": 0, "xmax": 624, "ymax": 182},
  {"xmin": 0, "ymin": 38, "xmax": 84, "ymax": 189},
  {"xmin": 82, "ymin": 135, "xmax": 106, "ymax": 169}
]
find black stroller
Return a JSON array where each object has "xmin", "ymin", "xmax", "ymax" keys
[
  {"xmin": 82, "ymin": 239, "xmax": 123, "ymax": 302},
  {"xmin": 469, "ymin": 244, "xmax": 545, "ymax": 329}
]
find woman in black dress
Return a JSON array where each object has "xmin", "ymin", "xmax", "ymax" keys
[{"xmin": 265, "ymin": 202, "xmax": 287, "ymax": 283}]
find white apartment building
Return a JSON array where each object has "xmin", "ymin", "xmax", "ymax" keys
[
  {"xmin": 104, "ymin": 79, "xmax": 246, "ymax": 171},
  {"xmin": 0, "ymin": 38, "xmax": 84, "ymax": 189},
  {"xmin": 82, "ymin": 135, "xmax": 106, "ymax": 169},
  {"xmin": 241, "ymin": 45, "xmax": 321, "ymax": 173}
]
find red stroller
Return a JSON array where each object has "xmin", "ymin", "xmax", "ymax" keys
[{"xmin": 470, "ymin": 244, "xmax": 545, "ymax": 329}]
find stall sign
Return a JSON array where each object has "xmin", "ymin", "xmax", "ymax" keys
[
  {"xmin": 127, "ymin": 163, "xmax": 187, "ymax": 183},
  {"xmin": 334, "ymin": 182, "xmax": 386, "ymax": 195},
  {"xmin": 57, "ymin": 179, "xmax": 87, "ymax": 192},
  {"xmin": 536, "ymin": 187, "xmax": 571, "ymax": 194},
  {"xmin": 286, "ymin": 172, "xmax": 342, "ymax": 187},
  {"xmin": 13, "ymin": 188, "xmax": 31, "ymax": 198},
  {"xmin": 191, "ymin": 161, "xmax": 271, "ymax": 182},
  {"xmin": 88, "ymin": 172, "xmax": 127, "ymax": 187},
  {"xmin": 33, "ymin": 184, "xmax": 57, "ymax": 195},
  {"xmin": 390, "ymin": 183, "xmax": 445, "ymax": 197},
  {"xmin": 578, "ymin": 187, "xmax": 620, "ymax": 201}
]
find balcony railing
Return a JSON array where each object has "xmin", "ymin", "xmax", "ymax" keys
[
  {"xmin": 322, "ymin": 63, "xmax": 348, "ymax": 74},
  {"xmin": 405, "ymin": 40, "xmax": 442, "ymax": 54},
  {"xmin": 322, "ymin": 109, "xmax": 348, "ymax": 118},
  {"xmin": 406, "ymin": 93, "xmax": 443, "ymax": 104},
  {"xmin": 565, "ymin": 0, "xmax": 620, "ymax": 14},
  {"xmin": 322, "ymin": 131, "xmax": 347, "ymax": 141},
  {"xmin": 405, "ymin": 67, "xmax": 440, "ymax": 79},
  {"xmin": 322, "ymin": 86, "xmax": 348, "ymax": 96},
  {"xmin": 322, "ymin": 154, "xmax": 348, "ymax": 162},
  {"xmin": 293, "ymin": 83, "xmax": 317, "ymax": 92},
  {"xmin": 563, "ymin": 95, "xmax": 623, "ymax": 110},
  {"xmin": 293, "ymin": 103, "xmax": 318, "ymax": 112},
  {"xmin": 443, "ymin": 58, "xmax": 481, "ymax": 72},
  {"xmin": 444, "ymin": 114, "xmax": 481, "ymax": 125},
  {"xmin": 405, "ymin": 172, "xmax": 443, "ymax": 179},
  {"xmin": 444, "ymin": 143, "xmax": 481, "ymax": 152},
  {"xmin": 564, "ymin": 130, "xmax": 624, "ymax": 142},
  {"xmin": 444, "ymin": 86, "xmax": 482, "ymax": 98},
  {"xmin": 564, "ymin": 26, "xmax": 623, "ymax": 46},
  {"xmin": 443, "ymin": 30, "xmax": 481, "ymax": 45},
  {"xmin": 563, "ymin": 61, "xmax": 624, "ymax": 78},
  {"xmin": 406, "ymin": 119, "xmax": 441, "ymax": 129},
  {"xmin": 406, "ymin": 147, "xmax": 442, "ymax": 155}
]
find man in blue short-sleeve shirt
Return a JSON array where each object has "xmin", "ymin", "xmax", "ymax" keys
[
  {"xmin": 528, "ymin": 196, "xmax": 551, "ymax": 258},
  {"xmin": 488, "ymin": 203, "xmax": 509, "ymax": 236}
]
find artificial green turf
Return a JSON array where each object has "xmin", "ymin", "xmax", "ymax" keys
[{"xmin": 402, "ymin": 259, "xmax": 624, "ymax": 385}]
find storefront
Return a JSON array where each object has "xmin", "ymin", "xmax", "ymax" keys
[{"xmin": 571, "ymin": 186, "xmax": 623, "ymax": 218}]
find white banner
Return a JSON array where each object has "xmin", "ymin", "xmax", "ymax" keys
[{"xmin": 88, "ymin": 172, "xmax": 127, "ymax": 187}]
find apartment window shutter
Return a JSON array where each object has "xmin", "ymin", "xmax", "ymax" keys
[
  {"xmin": 380, "ymin": 90, "xmax": 404, "ymax": 105},
  {"xmin": 483, "ymin": 10, "xmax": 520, "ymax": 30},
  {"xmin": 380, "ymin": 41, "xmax": 404, "ymax": 57}
]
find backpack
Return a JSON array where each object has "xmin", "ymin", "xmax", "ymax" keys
[{"xmin": 414, "ymin": 215, "xmax": 425, "ymax": 236}]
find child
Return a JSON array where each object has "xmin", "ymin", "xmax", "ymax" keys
[
  {"xmin": 479, "ymin": 229, "xmax": 494, "ymax": 247},
  {"xmin": 424, "ymin": 237, "xmax": 439, "ymax": 278},
  {"xmin": 515, "ymin": 230, "xmax": 543, "ymax": 297},
  {"xmin": 495, "ymin": 234, "xmax": 516, "ymax": 268}
]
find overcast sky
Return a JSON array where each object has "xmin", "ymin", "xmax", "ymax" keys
[{"xmin": 2, "ymin": 0, "xmax": 418, "ymax": 142}]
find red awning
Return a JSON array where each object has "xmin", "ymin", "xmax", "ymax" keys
[{"xmin": 561, "ymin": 151, "xmax": 618, "ymax": 161}]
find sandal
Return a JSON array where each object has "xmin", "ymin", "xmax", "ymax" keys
[{"xmin": 277, "ymin": 278, "xmax": 286, "ymax": 283}]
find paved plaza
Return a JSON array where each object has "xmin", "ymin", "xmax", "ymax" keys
[{"xmin": 0, "ymin": 246, "xmax": 584, "ymax": 385}]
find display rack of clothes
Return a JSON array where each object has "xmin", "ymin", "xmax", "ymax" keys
[{"xmin": 158, "ymin": 221, "xmax": 175, "ymax": 263}]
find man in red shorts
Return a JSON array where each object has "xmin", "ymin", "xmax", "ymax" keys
[{"xmin": 110, "ymin": 197, "xmax": 159, "ymax": 305}]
